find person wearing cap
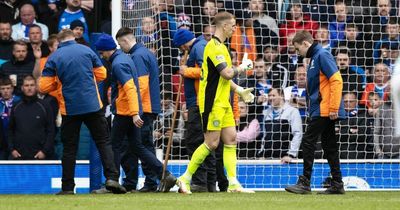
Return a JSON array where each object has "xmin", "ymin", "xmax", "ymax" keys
[
  {"xmin": 175, "ymin": 12, "xmax": 255, "ymax": 194},
  {"xmin": 99, "ymin": 31, "xmax": 177, "ymax": 193},
  {"xmin": 69, "ymin": 19, "xmax": 88, "ymax": 46},
  {"xmin": 173, "ymin": 28, "xmax": 218, "ymax": 192},
  {"xmin": 115, "ymin": 27, "xmax": 162, "ymax": 192},
  {"xmin": 38, "ymin": 29, "xmax": 125, "ymax": 195}
]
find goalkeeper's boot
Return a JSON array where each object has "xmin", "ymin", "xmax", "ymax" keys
[
  {"xmin": 105, "ymin": 179, "xmax": 127, "ymax": 194},
  {"xmin": 227, "ymin": 183, "xmax": 255, "ymax": 193},
  {"xmin": 285, "ymin": 175, "xmax": 311, "ymax": 194},
  {"xmin": 176, "ymin": 176, "xmax": 192, "ymax": 194},
  {"xmin": 317, "ymin": 180, "xmax": 345, "ymax": 195}
]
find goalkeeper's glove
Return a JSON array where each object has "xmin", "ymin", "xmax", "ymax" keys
[
  {"xmin": 238, "ymin": 52, "xmax": 253, "ymax": 73},
  {"xmin": 235, "ymin": 86, "xmax": 255, "ymax": 103}
]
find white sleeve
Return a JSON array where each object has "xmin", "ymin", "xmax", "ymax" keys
[{"xmin": 288, "ymin": 107, "xmax": 303, "ymax": 157}]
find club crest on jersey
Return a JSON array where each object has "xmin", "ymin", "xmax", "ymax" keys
[
  {"xmin": 213, "ymin": 120, "xmax": 220, "ymax": 127},
  {"xmin": 216, "ymin": 55, "xmax": 225, "ymax": 62}
]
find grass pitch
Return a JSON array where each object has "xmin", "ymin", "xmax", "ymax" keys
[{"xmin": 1, "ymin": 192, "xmax": 399, "ymax": 210}]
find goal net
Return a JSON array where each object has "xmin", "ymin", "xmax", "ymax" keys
[{"xmin": 119, "ymin": 0, "xmax": 400, "ymax": 190}]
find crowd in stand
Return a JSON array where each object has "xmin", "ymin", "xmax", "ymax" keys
[{"xmin": 0, "ymin": 0, "xmax": 399, "ymax": 161}]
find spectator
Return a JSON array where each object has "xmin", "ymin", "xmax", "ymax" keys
[
  {"xmin": 328, "ymin": 0, "xmax": 358, "ymax": 48},
  {"xmin": 367, "ymin": 91, "xmax": 384, "ymax": 117},
  {"xmin": 58, "ymin": 0, "xmax": 93, "ymax": 43},
  {"xmin": 279, "ymin": 32, "xmax": 302, "ymax": 84},
  {"xmin": 302, "ymin": 0, "xmax": 329, "ymax": 23},
  {"xmin": 360, "ymin": 63, "xmax": 391, "ymax": 107},
  {"xmin": 263, "ymin": 46, "xmax": 289, "ymax": 89},
  {"xmin": 0, "ymin": 0, "xmax": 29, "ymax": 24},
  {"xmin": 279, "ymin": 0, "xmax": 319, "ymax": 49},
  {"xmin": 241, "ymin": 57, "xmax": 271, "ymax": 115},
  {"xmin": 376, "ymin": 42, "xmax": 400, "ymax": 72},
  {"xmin": 8, "ymin": 75, "xmax": 55, "ymax": 160},
  {"xmin": 0, "ymin": 78, "xmax": 20, "ymax": 160},
  {"xmin": 158, "ymin": 0, "xmax": 178, "ymax": 92},
  {"xmin": 0, "ymin": 21, "xmax": 13, "ymax": 66},
  {"xmin": 231, "ymin": 10, "xmax": 258, "ymax": 62},
  {"xmin": 27, "ymin": 24, "xmax": 50, "ymax": 62},
  {"xmin": 203, "ymin": 25, "xmax": 215, "ymax": 41},
  {"xmin": 315, "ymin": 24, "xmax": 331, "ymax": 52},
  {"xmin": 137, "ymin": 16, "xmax": 158, "ymax": 52},
  {"xmin": 11, "ymin": 3, "xmax": 49, "ymax": 41},
  {"xmin": 70, "ymin": 19, "xmax": 88, "ymax": 46},
  {"xmin": 237, "ymin": 100, "xmax": 260, "ymax": 158},
  {"xmin": 0, "ymin": 40, "xmax": 35, "ymax": 96},
  {"xmin": 261, "ymin": 88, "xmax": 303, "ymax": 162},
  {"xmin": 374, "ymin": 99, "xmax": 400, "ymax": 159},
  {"xmin": 32, "ymin": 34, "xmax": 60, "ymax": 102},
  {"xmin": 193, "ymin": 0, "xmax": 217, "ymax": 36},
  {"xmin": 337, "ymin": 23, "xmax": 374, "ymax": 70},
  {"xmin": 337, "ymin": 92, "xmax": 373, "ymax": 159},
  {"xmin": 248, "ymin": 0, "xmax": 279, "ymax": 35},
  {"xmin": 335, "ymin": 47, "xmax": 366, "ymax": 99},
  {"xmin": 364, "ymin": 0, "xmax": 396, "ymax": 41},
  {"xmin": 373, "ymin": 18, "xmax": 400, "ymax": 64},
  {"xmin": 284, "ymin": 65, "xmax": 307, "ymax": 119},
  {"xmin": 177, "ymin": 13, "xmax": 191, "ymax": 30}
]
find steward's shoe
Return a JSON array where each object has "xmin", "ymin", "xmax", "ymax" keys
[
  {"xmin": 139, "ymin": 185, "xmax": 158, "ymax": 193},
  {"xmin": 285, "ymin": 175, "xmax": 311, "ymax": 194},
  {"xmin": 176, "ymin": 176, "xmax": 192, "ymax": 194},
  {"xmin": 105, "ymin": 179, "xmax": 127, "ymax": 194},
  {"xmin": 191, "ymin": 184, "xmax": 208, "ymax": 193},
  {"xmin": 227, "ymin": 183, "xmax": 255, "ymax": 193},
  {"xmin": 90, "ymin": 187, "xmax": 111, "ymax": 194},
  {"xmin": 55, "ymin": 190, "xmax": 74, "ymax": 195},
  {"xmin": 317, "ymin": 180, "xmax": 345, "ymax": 195}
]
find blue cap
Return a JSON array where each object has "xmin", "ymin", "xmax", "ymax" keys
[
  {"xmin": 94, "ymin": 34, "xmax": 117, "ymax": 51},
  {"xmin": 173, "ymin": 29, "xmax": 195, "ymax": 47}
]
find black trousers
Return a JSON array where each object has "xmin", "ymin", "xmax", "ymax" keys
[
  {"xmin": 122, "ymin": 113, "xmax": 158, "ymax": 190},
  {"xmin": 185, "ymin": 106, "xmax": 217, "ymax": 189},
  {"xmin": 302, "ymin": 117, "xmax": 342, "ymax": 181},
  {"xmin": 61, "ymin": 110, "xmax": 119, "ymax": 191},
  {"xmin": 111, "ymin": 114, "xmax": 163, "ymax": 184}
]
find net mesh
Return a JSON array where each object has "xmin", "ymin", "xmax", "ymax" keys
[{"xmin": 120, "ymin": 0, "xmax": 400, "ymax": 190}]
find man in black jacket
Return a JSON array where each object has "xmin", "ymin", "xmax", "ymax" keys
[
  {"xmin": 0, "ymin": 20, "xmax": 14, "ymax": 67},
  {"xmin": 0, "ymin": 40, "xmax": 35, "ymax": 96},
  {"xmin": 8, "ymin": 75, "xmax": 55, "ymax": 160}
]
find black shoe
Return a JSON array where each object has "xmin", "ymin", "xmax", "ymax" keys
[
  {"xmin": 157, "ymin": 171, "xmax": 177, "ymax": 192},
  {"xmin": 90, "ymin": 187, "xmax": 111, "ymax": 194},
  {"xmin": 105, "ymin": 179, "xmax": 127, "ymax": 194},
  {"xmin": 322, "ymin": 177, "xmax": 332, "ymax": 188},
  {"xmin": 208, "ymin": 184, "xmax": 217, "ymax": 192},
  {"xmin": 285, "ymin": 175, "xmax": 311, "ymax": 194},
  {"xmin": 55, "ymin": 190, "xmax": 74, "ymax": 195},
  {"xmin": 191, "ymin": 184, "xmax": 208, "ymax": 193},
  {"xmin": 138, "ymin": 185, "xmax": 158, "ymax": 193},
  {"xmin": 317, "ymin": 180, "xmax": 345, "ymax": 194}
]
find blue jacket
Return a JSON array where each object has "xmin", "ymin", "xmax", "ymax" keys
[
  {"xmin": 40, "ymin": 40, "xmax": 106, "ymax": 115},
  {"xmin": 129, "ymin": 43, "xmax": 161, "ymax": 114},
  {"xmin": 306, "ymin": 44, "xmax": 345, "ymax": 119},
  {"xmin": 109, "ymin": 50, "xmax": 142, "ymax": 116},
  {"xmin": 185, "ymin": 35, "xmax": 207, "ymax": 108}
]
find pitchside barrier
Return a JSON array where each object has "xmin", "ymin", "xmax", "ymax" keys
[{"xmin": 0, "ymin": 159, "xmax": 399, "ymax": 194}]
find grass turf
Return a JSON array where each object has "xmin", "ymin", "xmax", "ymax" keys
[{"xmin": 0, "ymin": 192, "xmax": 399, "ymax": 210}]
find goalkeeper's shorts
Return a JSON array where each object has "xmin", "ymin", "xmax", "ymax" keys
[{"xmin": 203, "ymin": 106, "xmax": 235, "ymax": 131}]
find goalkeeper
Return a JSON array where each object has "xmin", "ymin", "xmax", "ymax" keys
[{"xmin": 176, "ymin": 11, "xmax": 255, "ymax": 194}]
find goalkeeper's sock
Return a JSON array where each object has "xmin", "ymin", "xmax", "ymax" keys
[
  {"xmin": 223, "ymin": 144, "xmax": 239, "ymax": 185},
  {"xmin": 183, "ymin": 143, "xmax": 211, "ymax": 180}
]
